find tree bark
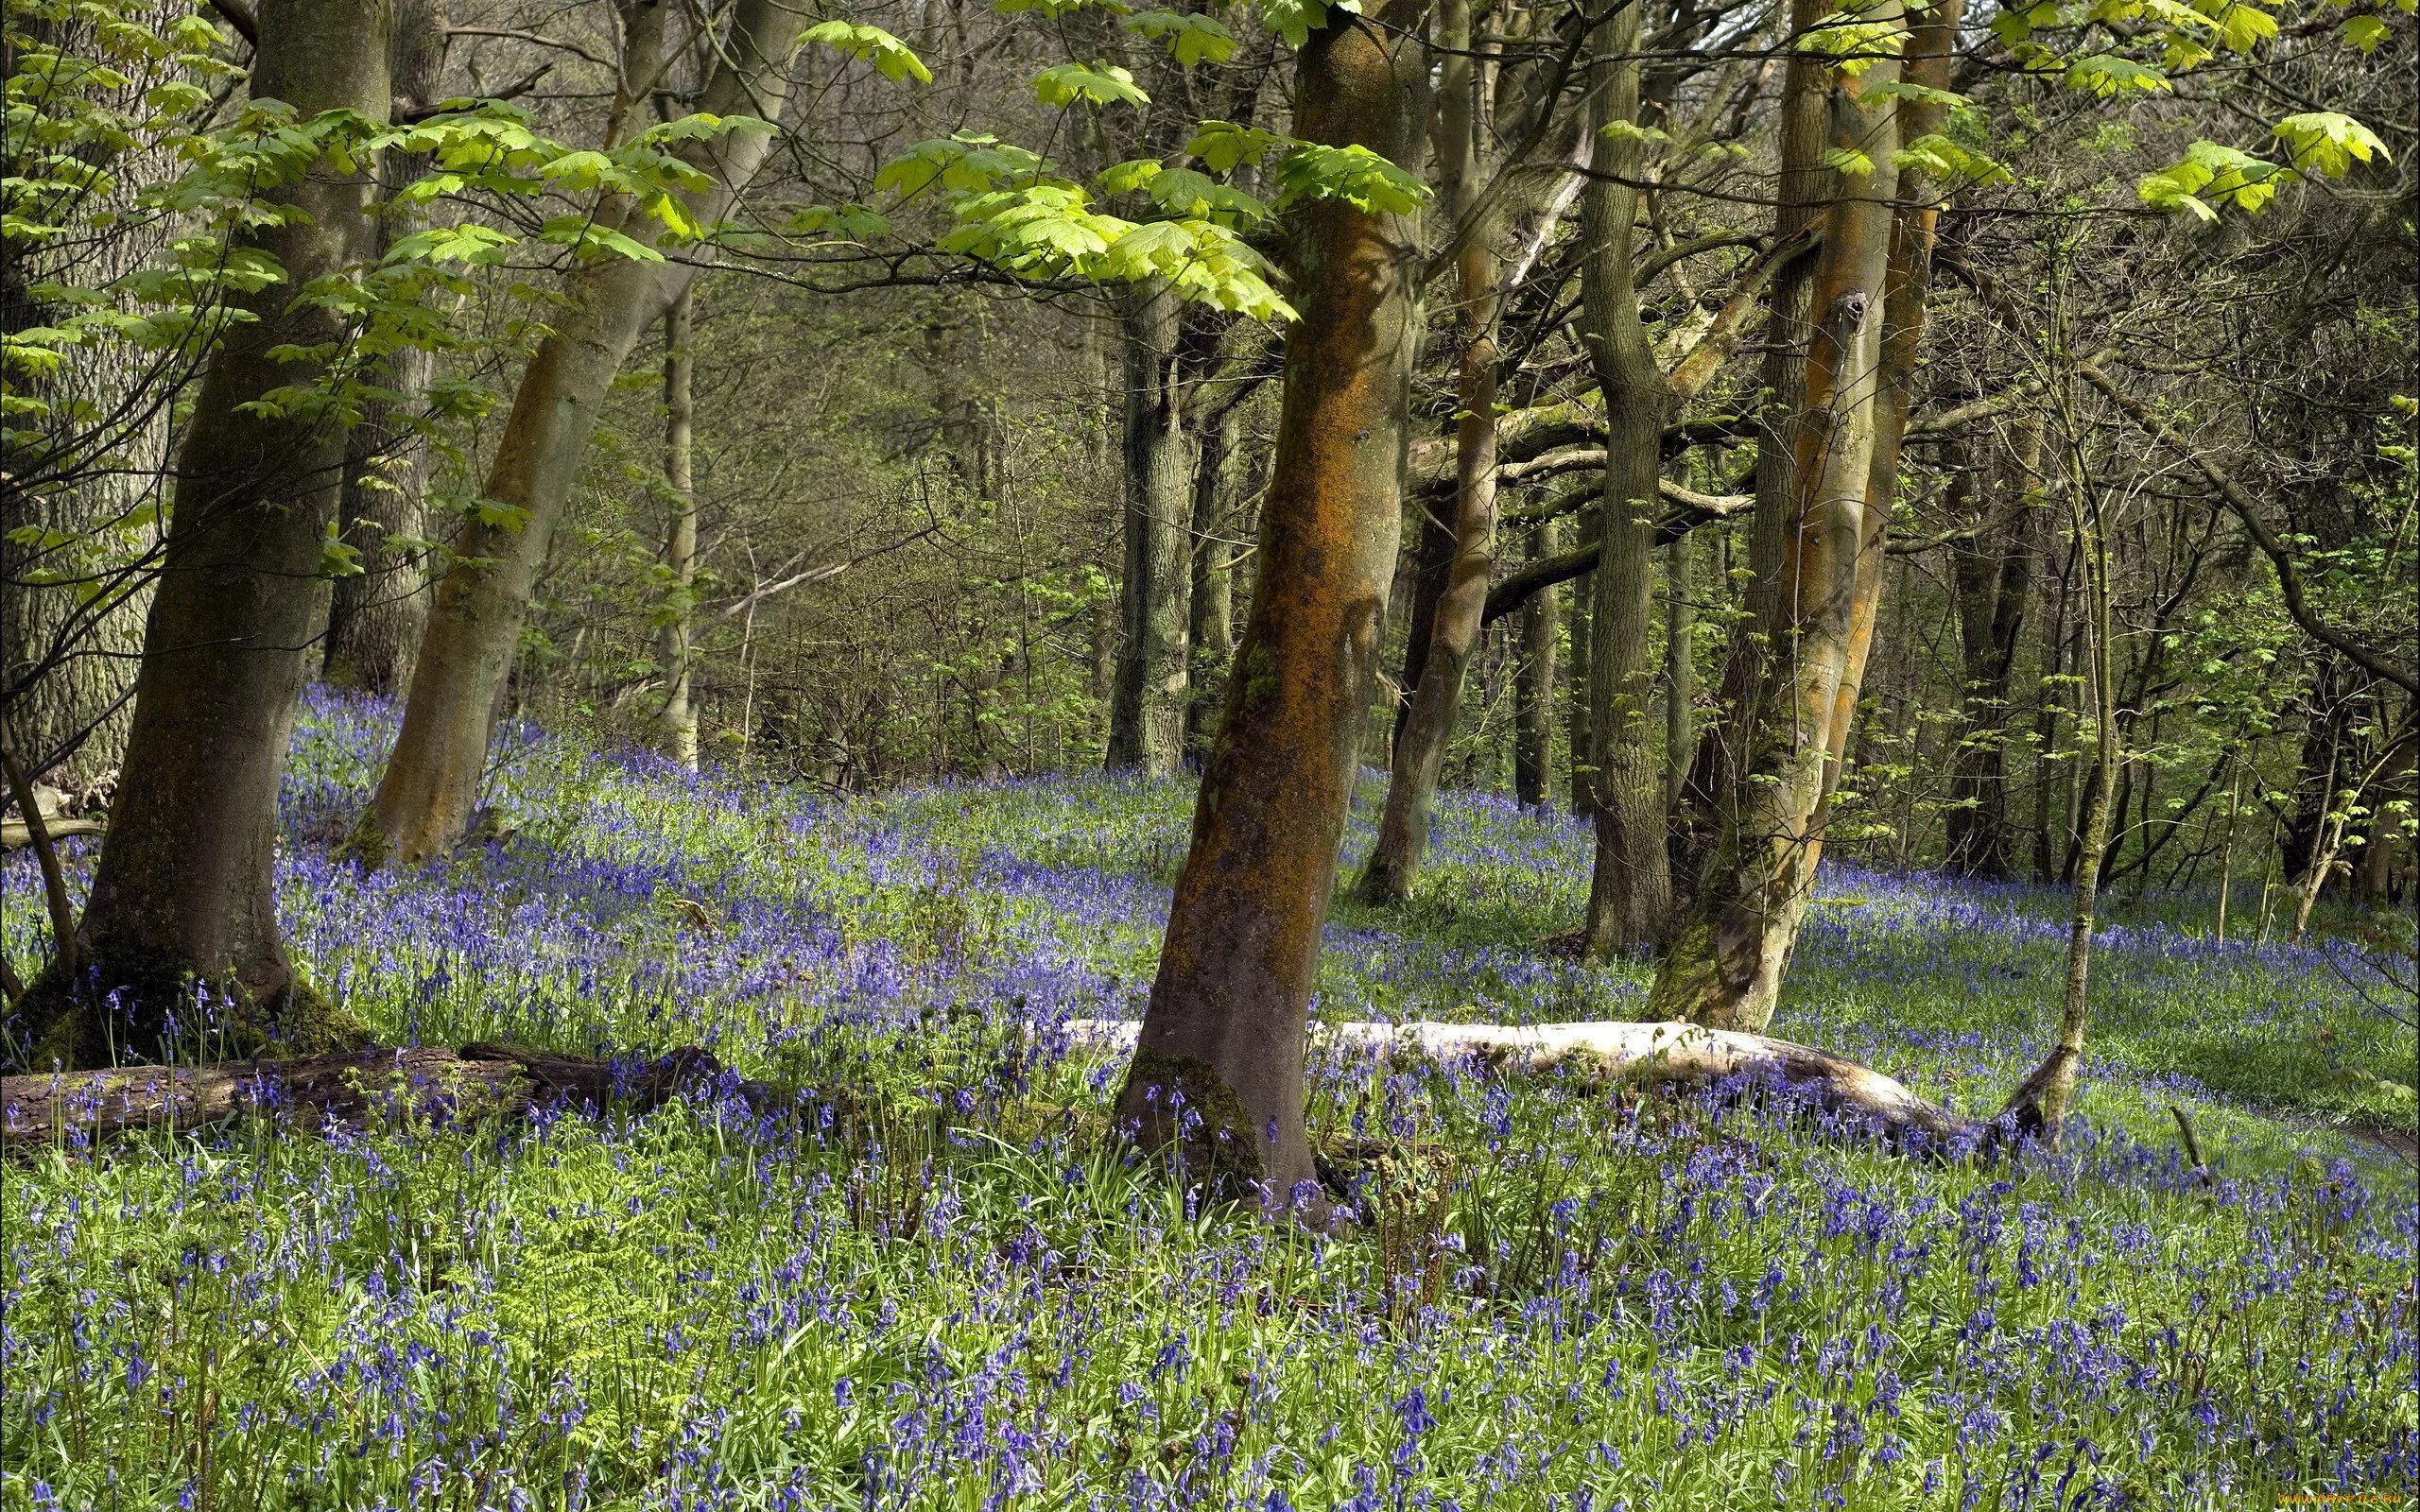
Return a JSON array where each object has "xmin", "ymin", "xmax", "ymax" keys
[
  {"xmin": 361, "ymin": 0, "xmax": 798, "ymax": 866},
  {"xmin": 2002, "ymin": 461, "xmax": 2115, "ymax": 1148},
  {"xmin": 0, "ymin": 12, "xmax": 182, "ymax": 791},
  {"xmin": 1185, "ymin": 403, "xmax": 1243, "ymax": 764},
  {"xmin": 1667, "ymin": 0, "xmax": 1829, "ymax": 890},
  {"xmin": 1514, "ymin": 517, "xmax": 1561, "ymax": 806},
  {"xmin": 321, "ymin": 0, "xmax": 446, "ymax": 696},
  {"xmin": 1579, "ymin": 0, "xmax": 1672, "ymax": 954},
  {"xmin": 1648, "ymin": 15, "xmax": 1903, "ymax": 1032},
  {"xmin": 1665, "ymin": 529, "xmax": 1694, "ymax": 812},
  {"xmin": 1107, "ymin": 281, "xmax": 1195, "ymax": 777},
  {"xmin": 658, "ymin": 285, "xmax": 700, "ymax": 770},
  {"xmin": 1944, "ymin": 428, "xmax": 2038, "ymax": 879},
  {"xmin": 1114, "ymin": 0, "xmax": 1427, "ymax": 1211},
  {"xmin": 1357, "ymin": 0, "xmax": 1498, "ymax": 904},
  {"xmin": 19, "ymin": 0, "xmax": 393, "ymax": 1070}
]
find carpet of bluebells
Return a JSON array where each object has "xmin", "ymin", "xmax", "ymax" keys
[{"xmin": 4, "ymin": 687, "xmax": 2415, "ymax": 1510}]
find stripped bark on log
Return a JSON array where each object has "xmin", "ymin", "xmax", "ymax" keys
[
  {"xmin": 1069, "ymin": 1018, "xmax": 2017, "ymax": 1150},
  {"xmin": 9, "ymin": 1022, "xmax": 2016, "ymax": 1155}
]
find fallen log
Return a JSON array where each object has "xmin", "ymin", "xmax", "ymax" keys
[
  {"xmin": 1066, "ymin": 1018, "xmax": 2018, "ymax": 1151},
  {"xmin": 10, "ymin": 1022, "xmax": 2014, "ymax": 1156},
  {"xmin": 0, "ymin": 1041, "xmax": 786, "ymax": 1146}
]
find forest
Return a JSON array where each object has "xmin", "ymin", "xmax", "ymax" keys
[{"xmin": 1, "ymin": 0, "xmax": 2415, "ymax": 1504}]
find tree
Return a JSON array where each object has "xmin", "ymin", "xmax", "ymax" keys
[
  {"xmin": 320, "ymin": 0, "xmax": 447, "ymax": 696},
  {"xmin": 1115, "ymin": 0, "xmax": 1428, "ymax": 1208},
  {"xmin": 358, "ymin": 0, "xmax": 804, "ymax": 866},
  {"xmin": 20, "ymin": 0, "xmax": 395, "ymax": 1068},
  {"xmin": 1649, "ymin": 1, "xmax": 1906, "ymax": 1032},
  {"xmin": 1576, "ymin": 0, "xmax": 1672, "ymax": 953}
]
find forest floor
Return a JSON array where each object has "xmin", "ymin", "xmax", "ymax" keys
[{"xmin": 4, "ymin": 688, "xmax": 2415, "ymax": 1510}]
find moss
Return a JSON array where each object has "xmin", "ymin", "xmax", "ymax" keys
[
  {"xmin": 6, "ymin": 943, "xmax": 368, "ymax": 1073},
  {"xmin": 1124, "ymin": 1050, "xmax": 1265, "ymax": 1185},
  {"xmin": 334, "ymin": 806, "xmax": 391, "ymax": 871}
]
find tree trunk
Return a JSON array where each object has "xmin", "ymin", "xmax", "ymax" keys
[
  {"xmin": 0, "ymin": 13, "xmax": 181, "ymax": 791},
  {"xmin": 20, "ymin": 0, "xmax": 393, "ymax": 1071},
  {"xmin": 1114, "ymin": 0, "xmax": 1426, "ymax": 1210},
  {"xmin": 1186, "ymin": 404, "xmax": 1243, "ymax": 764},
  {"xmin": 360, "ymin": 0, "xmax": 797, "ymax": 866},
  {"xmin": 1943, "ymin": 426, "xmax": 2038, "ymax": 879},
  {"xmin": 1107, "ymin": 281, "xmax": 1194, "ymax": 777},
  {"xmin": 658, "ymin": 285, "xmax": 700, "ymax": 770},
  {"xmin": 1514, "ymin": 517, "xmax": 1560, "ymax": 806},
  {"xmin": 1579, "ymin": 0, "xmax": 1672, "ymax": 954},
  {"xmin": 1357, "ymin": 0, "xmax": 1497, "ymax": 904},
  {"xmin": 1648, "ymin": 20, "xmax": 1903, "ymax": 1032},
  {"xmin": 1667, "ymin": 0, "xmax": 1828, "ymax": 890},
  {"xmin": 321, "ymin": 0, "xmax": 446, "ymax": 696},
  {"xmin": 2003, "ymin": 466, "xmax": 2115, "ymax": 1148},
  {"xmin": 1665, "ymin": 530, "xmax": 1694, "ymax": 812}
]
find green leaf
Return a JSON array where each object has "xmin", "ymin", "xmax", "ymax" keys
[
  {"xmin": 1892, "ymin": 133, "xmax": 2012, "ymax": 189},
  {"xmin": 782, "ymin": 203, "xmax": 892, "ymax": 240},
  {"xmin": 798, "ymin": 21, "xmax": 934, "ymax": 84},
  {"xmin": 1260, "ymin": 0, "xmax": 1360, "ymax": 46},
  {"xmin": 1797, "ymin": 14, "xmax": 1906, "ymax": 77},
  {"xmin": 1121, "ymin": 10, "xmax": 1240, "ymax": 66},
  {"xmin": 2064, "ymin": 55, "xmax": 2172, "ymax": 94},
  {"xmin": 1032, "ymin": 62, "xmax": 1149, "ymax": 111},
  {"xmin": 2137, "ymin": 139, "xmax": 2289, "ymax": 217},
  {"xmin": 2273, "ymin": 112, "xmax": 2392, "ymax": 177},
  {"xmin": 1097, "ymin": 159, "xmax": 1166, "ymax": 197},
  {"xmin": 1271, "ymin": 143, "xmax": 1431, "ymax": 215},
  {"xmin": 2341, "ymin": 13, "xmax": 2391, "ymax": 49},
  {"xmin": 1187, "ymin": 121, "xmax": 1289, "ymax": 174},
  {"xmin": 1822, "ymin": 146, "xmax": 1875, "ymax": 178}
]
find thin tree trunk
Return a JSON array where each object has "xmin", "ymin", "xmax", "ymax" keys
[
  {"xmin": 21, "ymin": 0, "xmax": 393, "ymax": 1070},
  {"xmin": 1107, "ymin": 281, "xmax": 1194, "ymax": 776},
  {"xmin": 1579, "ymin": 0, "xmax": 1671, "ymax": 953},
  {"xmin": 2002, "ymin": 461, "xmax": 2115, "ymax": 1148},
  {"xmin": 1648, "ymin": 16, "xmax": 1904, "ymax": 1031},
  {"xmin": 1358, "ymin": 0, "xmax": 1498, "ymax": 904},
  {"xmin": 1665, "ymin": 530, "xmax": 1694, "ymax": 812},
  {"xmin": 1514, "ymin": 516, "xmax": 1560, "ymax": 806},
  {"xmin": 658, "ymin": 285, "xmax": 700, "ymax": 770},
  {"xmin": 1114, "ymin": 0, "xmax": 1426, "ymax": 1209},
  {"xmin": 321, "ymin": 0, "xmax": 446, "ymax": 696},
  {"xmin": 360, "ymin": 0, "xmax": 798, "ymax": 866}
]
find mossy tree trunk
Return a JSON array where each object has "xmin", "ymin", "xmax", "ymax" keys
[
  {"xmin": 25, "ymin": 0, "xmax": 394, "ymax": 1070},
  {"xmin": 1578, "ymin": 0, "xmax": 1672, "ymax": 954},
  {"xmin": 361, "ymin": 0, "xmax": 798, "ymax": 867},
  {"xmin": 320, "ymin": 0, "xmax": 446, "ymax": 697},
  {"xmin": 658, "ymin": 284, "xmax": 700, "ymax": 771},
  {"xmin": 1513, "ymin": 516, "xmax": 1561, "ymax": 806},
  {"xmin": 1944, "ymin": 424, "xmax": 2039, "ymax": 880},
  {"xmin": 1668, "ymin": 0, "xmax": 1827, "ymax": 889},
  {"xmin": 1107, "ymin": 280, "xmax": 1195, "ymax": 777},
  {"xmin": 1648, "ymin": 11, "xmax": 1904, "ymax": 1032},
  {"xmin": 1357, "ymin": 0, "xmax": 1498, "ymax": 904},
  {"xmin": 1185, "ymin": 403, "xmax": 1244, "ymax": 764},
  {"xmin": 1115, "ymin": 0, "xmax": 1427, "ymax": 1208}
]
